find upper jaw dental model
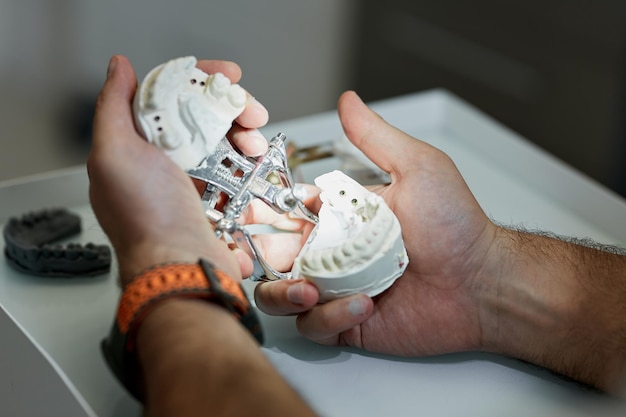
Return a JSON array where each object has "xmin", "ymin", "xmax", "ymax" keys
[{"xmin": 133, "ymin": 56, "xmax": 408, "ymax": 300}]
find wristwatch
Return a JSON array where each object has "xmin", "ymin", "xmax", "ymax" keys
[{"xmin": 101, "ymin": 258, "xmax": 263, "ymax": 401}]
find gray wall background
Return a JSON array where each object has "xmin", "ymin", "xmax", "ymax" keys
[
  {"xmin": 1, "ymin": 0, "xmax": 624, "ymax": 198},
  {"xmin": 0, "ymin": 0, "xmax": 357, "ymax": 181},
  {"xmin": 352, "ymin": 0, "xmax": 626, "ymax": 197}
]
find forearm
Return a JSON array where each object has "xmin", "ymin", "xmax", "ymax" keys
[
  {"xmin": 137, "ymin": 299, "xmax": 317, "ymax": 417},
  {"xmin": 479, "ymin": 227, "xmax": 626, "ymax": 395}
]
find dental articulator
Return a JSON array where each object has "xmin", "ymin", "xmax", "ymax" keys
[{"xmin": 133, "ymin": 56, "xmax": 408, "ymax": 301}]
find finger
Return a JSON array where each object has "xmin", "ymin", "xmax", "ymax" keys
[
  {"xmin": 196, "ymin": 59, "xmax": 269, "ymax": 129},
  {"xmin": 231, "ymin": 247, "xmax": 255, "ymax": 279},
  {"xmin": 239, "ymin": 200, "xmax": 308, "ymax": 231},
  {"xmin": 92, "ymin": 55, "xmax": 142, "ymax": 151},
  {"xmin": 236, "ymin": 96, "xmax": 269, "ymax": 129},
  {"xmin": 250, "ymin": 232, "xmax": 309, "ymax": 271},
  {"xmin": 254, "ymin": 279, "xmax": 319, "ymax": 315},
  {"xmin": 196, "ymin": 59, "xmax": 242, "ymax": 83},
  {"xmin": 296, "ymin": 294, "xmax": 374, "ymax": 346},
  {"xmin": 89, "ymin": 55, "xmax": 178, "ymax": 184},
  {"xmin": 228, "ymin": 126, "xmax": 269, "ymax": 157},
  {"xmin": 238, "ymin": 186, "xmax": 321, "ymax": 227},
  {"xmin": 337, "ymin": 91, "xmax": 421, "ymax": 176}
]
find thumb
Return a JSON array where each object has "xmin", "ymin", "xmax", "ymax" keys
[
  {"xmin": 337, "ymin": 91, "xmax": 419, "ymax": 176},
  {"xmin": 92, "ymin": 55, "xmax": 141, "ymax": 150}
]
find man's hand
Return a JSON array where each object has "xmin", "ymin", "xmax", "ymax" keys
[
  {"xmin": 253, "ymin": 91, "xmax": 498, "ymax": 354},
  {"xmin": 252, "ymin": 91, "xmax": 626, "ymax": 396},
  {"xmin": 88, "ymin": 55, "xmax": 269, "ymax": 285},
  {"xmin": 91, "ymin": 56, "xmax": 319, "ymax": 416}
]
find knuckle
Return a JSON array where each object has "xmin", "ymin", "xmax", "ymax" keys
[{"xmin": 254, "ymin": 282, "xmax": 288, "ymax": 314}]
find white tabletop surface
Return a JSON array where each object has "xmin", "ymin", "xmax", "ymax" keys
[{"xmin": 1, "ymin": 89, "xmax": 625, "ymax": 417}]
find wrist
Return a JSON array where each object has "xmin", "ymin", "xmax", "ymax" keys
[
  {"xmin": 116, "ymin": 245, "xmax": 200, "ymax": 288},
  {"xmin": 478, "ymin": 227, "xmax": 626, "ymax": 394},
  {"xmin": 101, "ymin": 259, "xmax": 263, "ymax": 401},
  {"xmin": 138, "ymin": 297, "xmax": 266, "ymax": 366},
  {"xmin": 138, "ymin": 298, "xmax": 316, "ymax": 416},
  {"xmin": 478, "ymin": 227, "xmax": 582, "ymax": 354},
  {"xmin": 137, "ymin": 299, "xmax": 263, "ymax": 409},
  {"xmin": 116, "ymin": 241, "xmax": 240, "ymax": 288}
]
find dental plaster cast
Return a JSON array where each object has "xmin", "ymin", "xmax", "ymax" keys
[
  {"xmin": 132, "ymin": 57, "xmax": 408, "ymax": 299},
  {"xmin": 292, "ymin": 170, "xmax": 408, "ymax": 302},
  {"xmin": 133, "ymin": 56, "xmax": 247, "ymax": 170}
]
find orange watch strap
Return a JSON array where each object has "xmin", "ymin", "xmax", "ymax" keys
[
  {"xmin": 101, "ymin": 259, "xmax": 263, "ymax": 401},
  {"xmin": 116, "ymin": 263, "xmax": 238, "ymax": 333}
]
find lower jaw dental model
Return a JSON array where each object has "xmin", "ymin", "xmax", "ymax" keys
[
  {"xmin": 133, "ymin": 56, "xmax": 408, "ymax": 301},
  {"xmin": 292, "ymin": 170, "xmax": 407, "ymax": 301}
]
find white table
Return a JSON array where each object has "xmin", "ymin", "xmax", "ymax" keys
[{"xmin": 1, "ymin": 90, "xmax": 625, "ymax": 417}]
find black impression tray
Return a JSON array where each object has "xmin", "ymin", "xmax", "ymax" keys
[{"xmin": 3, "ymin": 208, "xmax": 111, "ymax": 277}]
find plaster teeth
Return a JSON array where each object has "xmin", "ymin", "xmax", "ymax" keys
[
  {"xmin": 332, "ymin": 251, "xmax": 346, "ymax": 267},
  {"xmin": 299, "ymin": 200, "xmax": 391, "ymax": 273},
  {"xmin": 352, "ymin": 238, "xmax": 368, "ymax": 251},
  {"xmin": 134, "ymin": 56, "xmax": 247, "ymax": 171},
  {"xmin": 228, "ymin": 85, "xmax": 247, "ymax": 107},
  {"xmin": 341, "ymin": 244, "xmax": 355, "ymax": 257},
  {"xmin": 208, "ymin": 73, "xmax": 228, "ymax": 97},
  {"xmin": 159, "ymin": 132, "xmax": 181, "ymax": 150},
  {"xmin": 292, "ymin": 170, "xmax": 408, "ymax": 302}
]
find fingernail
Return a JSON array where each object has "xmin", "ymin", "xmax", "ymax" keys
[
  {"xmin": 247, "ymin": 128, "xmax": 266, "ymax": 141},
  {"xmin": 247, "ymin": 96, "xmax": 267, "ymax": 112},
  {"xmin": 287, "ymin": 282, "xmax": 306, "ymax": 305},
  {"xmin": 107, "ymin": 56, "xmax": 117, "ymax": 78},
  {"xmin": 348, "ymin": 297, "xmax": 368, "ymax": 316},
  {"xmin": 247, "ymin": 97, "xmax": 270, "ymax": 124},
  {"xmin": 247, "ymin": 129, "xmax": 268, "ymax": 156}
]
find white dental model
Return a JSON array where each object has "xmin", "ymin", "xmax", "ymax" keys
[
  {"xmin": 133, "ymin": 56, "xmax": 408, "ymax": 301},
  {"xmin": 292, "ymin": 170, "xmax": 408, "ymax": 302},
  {"xmin": 133, "ymin": 56, "xmax": 247, "ymax": 170}
]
